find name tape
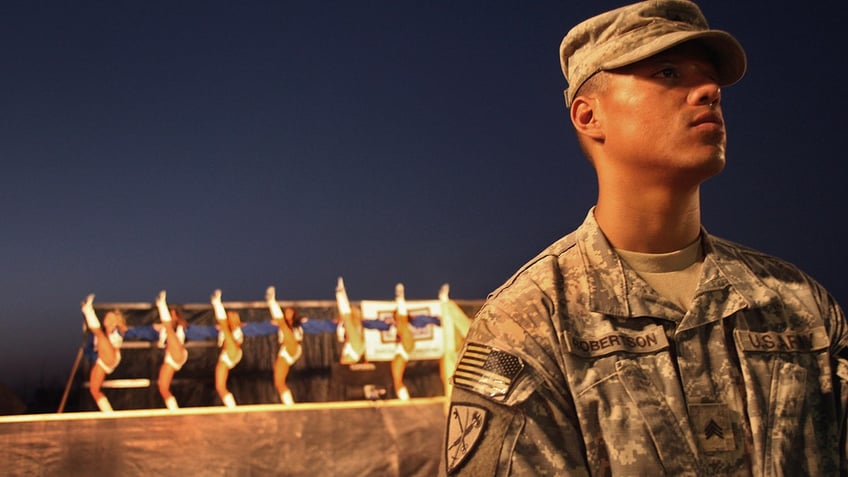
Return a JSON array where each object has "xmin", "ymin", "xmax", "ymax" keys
[{"xmin": 565, "ymin": 324, "xmax": 669, "ymax": 358}]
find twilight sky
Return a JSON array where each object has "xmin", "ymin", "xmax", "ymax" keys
[{"xmin": 1, "ymin": 1, "xmax": 845, "ymax": 396}]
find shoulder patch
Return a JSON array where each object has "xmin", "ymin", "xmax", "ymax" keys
[
  {"xmin": 453, "ymin": 342, "xmax": 524, "ymax": 401},
  {"xmin": 446, "ymin": 403, "xmax": 488, "ymax": 474}
]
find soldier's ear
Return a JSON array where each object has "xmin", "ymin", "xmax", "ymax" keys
[{"xmin": 571, "ymin": 96, "xmax": 604, "ymax": 141}]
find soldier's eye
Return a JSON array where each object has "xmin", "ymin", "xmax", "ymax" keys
[{"xmin": 654, "ymin": 67, "xmax": 679, "ymax": 79}]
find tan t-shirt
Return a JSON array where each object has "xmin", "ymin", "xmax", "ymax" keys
[{"xmin": 616, "ymin": 239, "xmax": 703, "ymax": 311}]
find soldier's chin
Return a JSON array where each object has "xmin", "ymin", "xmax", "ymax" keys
[{"xmin": 699, "ymin": 154, "xmax": 726, "ymax": 180}]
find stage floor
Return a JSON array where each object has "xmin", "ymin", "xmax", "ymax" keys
[{"xmin": 0, "ymin": 397, "xmax": 447, "ymax": 477}]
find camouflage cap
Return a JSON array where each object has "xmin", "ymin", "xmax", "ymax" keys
[{"xmin": 560, "ymin": 0, "xmax": 746, "ymax": 107}]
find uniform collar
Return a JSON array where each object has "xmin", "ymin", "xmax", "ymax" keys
[{"xmin": 575, "ymin": 208, "xmax": 779, "ymax": 321}]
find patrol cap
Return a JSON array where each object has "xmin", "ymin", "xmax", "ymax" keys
[{"xmin": 560, "ymin": 0, "xmax": 746, "ymax": 107}]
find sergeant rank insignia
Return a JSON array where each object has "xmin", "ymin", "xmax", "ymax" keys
[
  {"xmin": 690, "ymin": 402, "xmax": 735, "ymax": 452},
  {"xmin": 446, "ymin": 404, "xmax": 487, "ymax": 473}
]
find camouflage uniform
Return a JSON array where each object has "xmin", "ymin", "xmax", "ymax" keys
[{"xmin": 445, "ymin": 210, "xmax": 848, "ymax": 476}]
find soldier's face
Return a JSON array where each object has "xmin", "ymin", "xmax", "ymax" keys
[{"xmin": 595, "ymin": 43, "xmax": 727, "ymax": 184}]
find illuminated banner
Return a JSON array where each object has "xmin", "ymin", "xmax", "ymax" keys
[{"xmin": 359, "ymin": 300, "xmax": 444, "ymax": 361}]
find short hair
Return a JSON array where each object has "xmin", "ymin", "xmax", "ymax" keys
[{"xmin": 575, "ymin": 71, "xmax": 608, "ymax": 99}]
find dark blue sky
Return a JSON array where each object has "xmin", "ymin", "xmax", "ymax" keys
[{"xmin": 2, "ymin": 1, "xmax": 845, "ymax": 394}]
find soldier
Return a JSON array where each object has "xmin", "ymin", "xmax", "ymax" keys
[{"xmin": 444, "ymin": 1, "xmax": 848, "ymax": 475}]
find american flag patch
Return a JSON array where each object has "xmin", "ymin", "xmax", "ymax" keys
[{"xmin": 453, "ymin": 343, "xmax": 524, "ymax": 400}]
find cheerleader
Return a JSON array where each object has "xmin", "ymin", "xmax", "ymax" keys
[
  {"xmin": 390, "ymin": 283, "xmax": 414, "ymax": 401},
  {"xmin": 336, "ymin": 277, "xmax": 365, "ymax": 364},
  {"xmin": 266, "ymin": 286, "xmax": 303, "ymax": 405},
  {"xmin": 81, "ymin": 294, "xmax": 127, "ymax": 412},
  {"xmin": 211, "ymin": 289, "xmax": 243, "ymax": 408},
  {"xmin": 154, "ymin": 290, "xmax": 188, "ymax": 410}
]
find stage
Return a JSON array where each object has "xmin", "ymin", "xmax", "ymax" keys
[
  {"xmin": 0, "ymin": 397, "xmax": 447, "ymax": 476},
  {"xmin": 2, "ymin": 298, "xmax": 476, "ymax": 475}
]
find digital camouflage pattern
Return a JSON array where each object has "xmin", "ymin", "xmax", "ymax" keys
[
  {"xmin": 445, "ymin": 209, "xmax": 848, "ymax": 476},
  {"xmin": 559, "ymin": 0, "xmax": 746, "ymax": 107}
]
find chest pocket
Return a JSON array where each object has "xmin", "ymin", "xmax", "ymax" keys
[
  {"xmin": 733, "ymin": 326, "xmax": 836, "ymax": 475},
  {"xmin": 564, "ymin": 324, "xmax": 700, "ymax": 476},
  {"xmin": 615, "ymin": 358, "xmax": 700, "ymax": 475}
]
